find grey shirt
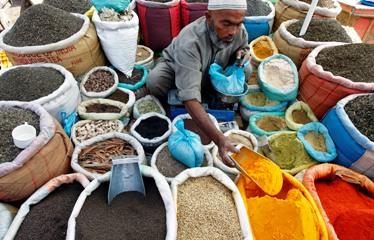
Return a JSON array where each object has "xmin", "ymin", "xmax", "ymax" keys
[{"xmin": 162, "ymin": 17, "xmax": 248, "ymax": 102}]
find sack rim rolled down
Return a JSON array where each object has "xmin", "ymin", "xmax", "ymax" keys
[
  {"xmin": 244, "ymin": 0, "xmax": 275, "ymax": 22},
  {"xmin": 77, "ymin": 98, "xmax": 128, "ymax": 120},
  {"xmin": 280, "ymin": 0, "xmax": 341, "ymax": 17}
]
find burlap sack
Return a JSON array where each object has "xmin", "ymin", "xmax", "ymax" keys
[
  {"xmin": 0, "ymin": 103, "xmax": 73, "ymax": 202},
  {"xmin": 0, "ymin": 14, "xmax": 105, "ymax": 77}
]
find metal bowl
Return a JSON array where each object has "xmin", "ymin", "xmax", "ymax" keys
[{"xmin": 215, "ymin": 84, "xmax": 250, "ymax": 104}]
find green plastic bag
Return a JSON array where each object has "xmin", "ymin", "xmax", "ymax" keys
[{"xmin": 92, "ymin": 0, "xmax": 130, "ymax": 12}]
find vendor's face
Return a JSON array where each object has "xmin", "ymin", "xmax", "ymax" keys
[{"xmin": 206, "ymin": 10, "xmax": 245, "ymax": 44}]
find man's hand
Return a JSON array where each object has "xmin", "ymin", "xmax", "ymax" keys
[
  {"xmin": 236, "ymin": 46, "xmax": 250, "ymax": 67},
  {"xmin": 217, "ymin": 136, "xmax": 239, "ymax": 167}
]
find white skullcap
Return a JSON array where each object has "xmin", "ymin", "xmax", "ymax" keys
[{"xmin": 208, "ymin": 0, "xmax": 247, "ymax": 10}]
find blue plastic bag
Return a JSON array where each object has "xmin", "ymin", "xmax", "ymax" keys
[
  {"xmin": 209, "ymin": 62, "xmax": 249, "ymax": 95},
  {"xmin": 168, "ymin": 120, "xmax": 204, "ymax": 168},
  {"xmin": 297, "ymin": 122, "xmax": 337, "ymax": 163},
  {"xmin": 92, "ymin": 0, "xmax": 130, "ymax": 12},
  {"xmin": 61, "ymin": 112, "xmax": 79, "ymax": 137}
]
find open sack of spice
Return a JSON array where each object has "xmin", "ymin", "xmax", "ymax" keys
[
  {"xmin": 167, "ymin": 119, "xmax": 205, "ymax": 169},
  {"xmin": 0, "ymin": 63, "xmax": 80, "ymax": 122},
  {"xmin": 261, "ymin": 131, "xmax": 319, "ymax": 175},
  {"xmin": 285, "ymin": 101, "xmax": 318, "ymax": 130},
  {"xmin": 77, "ymin": 98, "xmax": 128, "ymax": 120},
  {"xmin": 92, "ymin": 0, "xmax": 139, "ymax": 76},
  {"xmin": 249, "ymin": 36, "xmax": 278, "ymax": 66},
  {"xmin": 133, "ymin": 95, "xmax": 166, "ymax": 119},
  {"xmin": 80, "ymin": 66, "xmax": 119, "ymax": 100},
  {"xmin": 130, "ymin": 112, "xmax": 172, "ymax": 153},
  {"xmin": 303, "ymin": 164, "xmax": 374, "ymax": 240},
  {"xmin": 0, "ymin": 4, "xmax": 105, "ymax": 76},
  {"xmin": 209, "ymin": 61, "xmax": 249, "ymax": 96},
  {"xmin": 171, "ymin": 167, "xmax": 253, "ymax": 240},
  {"xmin": 322, "ymin": 93, "xmax": 374, "ymax": 178},
  {"xmin": 258, "ymin": 54, "xmax": 299, "ymax": 101},
  {"xmin": 3, "ymin": 173, "xmax": 90, "ymax": 240},
  {"xmin": 71, "ymin": 132, "xmax": 145, "ymax": 179},
  {"xmin": 117, "ymin": 65, "xmax": 148, "ymax": 92},
  {"xmin": 248, "ymin": 112, "xmax": 289, "ymax": 136},
  {"xmin": 66, "ymin": 165, "xmax": 177, "ymax": 240},
  {"xmin": 0, "ymin": 102, "xmax": 73, "ymax": 202},
  {"xmin": 236, "ymin": 156, "xmax": 329, "ymax": 240},
  {"xmin": 151, "ymin": 142, "xmax": 213, "ymax": 183},
  {"xmin": 42, "ymin": 0, "xmax": 93, "ymax": 15},
  {"xmin": 299, "ymin": 43, "xmax": 374, "ymax": 119},
  {"xmin": 297, "ymin": 122, "xmax": 337, "ymax": 163},
  {"xmin": 240, "ymin": 88, "xmax": 288, "ymax": 122}
]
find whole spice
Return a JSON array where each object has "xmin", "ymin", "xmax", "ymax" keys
[
  {"xmin": 15, "ymin": 182, "xmax": 83, "ymax": 240},
  {"xmin": 85, "ymin": 103, "xmax": 121, "ymax": 113},
  {"xmin": 256, "ymin": 115, "xmax": 287, "ymax": 132},
  {"xmin": 183, "ymin": 119, "xmax": 211, "ymax": 145},
  {"xmin": 292, "ymin": 109, "xmax": 312, "ymax": 124},
  {"xmin": 304, "ymin": 132, "xmax": 327, "ymax": 152},
  {"xmin": 137, "ymin": 99, "xmax": 162, "ymax": 114},
  {"xmin": 316, "ymin": 44, "xmax": 374, "ymax": 83},
  {"xmin": 156, "ymin": 146, "xmax": 208, "ymax": 178},
  {"xmin": 78, "ymin": 138, "xmax": 137, "ymax": 174},
  {"xmin": 253, "ymin": 40, "xmax": 274, "ymax": 59},
  {"xmin": 76, "ymin": 178, "xmax": 166, "ymax": 240},
  {"xmin": 246, "ymin": 0, "xmax": 271, "ymax": 16},
  {"xmin": 99, "ymin": 8, "xmax": 133, "ymax": 22},
  {"xmin": 84, "ymin": 70, "xmax": 115, "ymax": 93},
  {"xmin": 287, "ymin": 19, "xmax": 351, "ymax": 43},
  {"xmin": 248, "ymin": 189, "xmax": 320, "ymax": 240},
  {"xmin": 43, "ymin": 0, "xmax": 92, "ymax": 14},
  {"xmin": 136, "ymin": 46, "xmax": 151, "ymax": 62},
  {"xmin": 263, "ymin": 58, "xmax": 295, "ymax": 91},
  {"xmin": 74, "ymin": 120, "xmax": 122, "ymax": 144},
  {"xmin": 316, "ymin": 178, "xmax": 374, "ymax": 240},
  {"xmin": 3, "ymin": 4, "xmax": 84, "ymax": 47},
  {"xmin": 0, "ymin": 107, "xmax": 40, "ymax": 163},
  {"xmin": 135, "ymin": 116, "xmax": 169, "ymax": 139},
  {"xmin": 299, "ymin": 0, "xmax": 334, "ymax": 8},
  {"xmin": 177, "ymin": 176, "xmax": 242, "ymax": 240},
  {"xmin": 0, "ymin": 67, "xmax": 64, "ymax": 101},
  {"xmin": 344, "ymin": 95, "xmax": 374, "ymax": 141},
  {"xmin": 107, "ymin": 89, "xmax": 129, "ymax": 104},
  {"xmin": 118, "ymin": 68, "xmax": 144, "ymax": 85}
]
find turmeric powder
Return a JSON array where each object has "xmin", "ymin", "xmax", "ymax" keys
[
  {"xmin": 253, "ymin": 39, "xmax": 273, "ymax": 60},
  {"xmin": 248, "ymin": 189, "xmax": 320, "ymax": 240}
]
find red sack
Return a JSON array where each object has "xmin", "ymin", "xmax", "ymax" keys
[{"xmin": 180, "ymin": 0, "xmax": 208, "ymax": 27}]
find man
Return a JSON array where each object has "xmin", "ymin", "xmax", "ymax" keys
[{"xmin": 147, "ymin": 0, "xmax": 249, "ymax": 165}]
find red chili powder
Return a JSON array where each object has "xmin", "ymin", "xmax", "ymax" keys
[{"xmin": 315, "ymin": 178, "xmax": 374, "ymax": 240}]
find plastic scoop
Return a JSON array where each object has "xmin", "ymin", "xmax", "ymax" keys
[
  {"xmin": 230, "ymin": 145, "xmax": 283, "ymax": 195},
  {"xmin": 108, "ymin": 156, "xmax": 145, "ymax": 204}
]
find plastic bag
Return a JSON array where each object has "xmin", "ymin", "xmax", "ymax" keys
[
  {"xmin": 209, "ymin": 62, "xmax": 249, "ymax": 95},
  {"xmin": 168, "ymin": 120, "xmax": 204, "ymax": 168},
  {"xmin": 61, "ymin": 112, "xmax": 79, "ymax": 137},
  {"xmin": 91, "ymin": 0, "xmax": 130, "ymax": 12}
]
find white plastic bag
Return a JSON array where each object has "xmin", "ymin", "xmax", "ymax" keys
[
  {"xmin": 66, "ymin": 166, "xmax": 177, "ymax": 240},
  {"xmin": 71, "ymin": 132, "xmax": 146, "ymax": 179},
  {"xmin": 92, "ymin": 10, "xmax": 139, "ymax": 76}
]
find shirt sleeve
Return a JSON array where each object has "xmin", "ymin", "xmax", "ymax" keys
[{"xmin": 174, "ymin": 47, "xmax": 203, "ymax": 103}]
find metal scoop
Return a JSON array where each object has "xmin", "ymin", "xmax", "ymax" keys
[
  {"xmin": 108, "ymin": 156, "xmax": 145, "ymax": 205},
  {"xmin": 229, "ymin": 145, "xmax": 283, "ymax": 196}
]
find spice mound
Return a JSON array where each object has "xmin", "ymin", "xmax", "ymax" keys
[
  {"xmin": 246, "ymin": 0, "xmax": 271, "ymax": 16},
  {"xmin": 287, "ymin": 19, "xmax": 351, "ymax": 43},
  {"xmin": 183, "ymin": 119, "xmax": 211, "ymax": 145},
  {"xmin": 263, "ymin": 58, "xmax": 295, "ymax": 91},
  {"xmin": 0, "ymin": 107, "xmax": 40, "ymax": 163},
  {"xmin": 118, "ymin": 68, "xmax": 144, "ymax": 85},
  {"xmin": 256, "ymin": 115, "xmax": 287, "ymax": 132},
  {"xmin": 86, "ymin": 103, "xmax": 121, "ymax": 113},
  {"xmin": 248, "ymin": 189, "xmax": 320, "ymax": 240},
  {"xmin": 316, "ymin": 44, "xmax": 374, "ymax": 83},
  {"xmin": 107, "ymin": 89, "xmax": 129, "ymax": 104},
  {"xmin": 135, "ymin": 116, "xmax": 169, "ymax": 139},
  {"xmin": 76, "ymin": 178, "xmax": 166, "ymax": 240},
  {"xmin": 156, "ymin": 146, "xmax": 208, "ymax": 178},
  {"xmin": 228, "ymin": 133, "xmax": 255, "ymax": 149},
  {"xmin": 245, "ymin": 92, "xmax": 279, "ymax": 107},
  {"xmin": 43, "ymin": 0, "xmax": 92, "ymax": 14},
  {"xmin": 74, "ymin": 120, "xmax": 122, "ymax": 144},
  {"xmin": 84, "ymin": 70, "xmax": 114, "ymax": 93},
  {"xmin": 99, "ymin": 8, "xmax": 133, "ymax": 22},
  {"xmin": 344, "ymin": 94, "xmax": 374, "ymax": 141},
  {"xmin": 15, "ymin": 182, "xmax": 83, "ymax": 240},
  {"xmin": 136, "ymin": 46, "xmax": 151, "ymax": 62},
  {"xmin": 253, "ymin": 39, "xmax": 275, "ymax": 59},
  {"xmin": 304, "ymin": 131, "xmax": 327, "ymax": 152},
  {"xmin": 177, "ymin": 176, "xmax": 242, "ymax": 240},
  {"xmin": 3, "ymin": 4, "xmax": 84, "ymax": 47},
  {"xmin": 78, "ymin": 138, "xmax": 137, "ymax": 174},
  {"xmin": 299, "ymin": 0, "xmax": 335, "ymax": 8},
  {"xmin": 292, "ymin": 109, "xmax": 312, "ymax": 124},
  {"xmin": 0, "ymin": 67, "xmax": 64, "ymax": 101},
  {"xmin": 137, "ymin": 99, "xmax": 162, "ymax": 115}
]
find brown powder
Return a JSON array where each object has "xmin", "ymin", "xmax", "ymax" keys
[
  {"xmin": 86, "ymin": 103, "xmax": 121, "ymax": 113},
  {"xmin": 304, "ymin": 132, "xmax": 327, "ymax": 152},
  {"xmin": 256, "ymin": 116, "xmax": 287, "ymax": 132},
  {"xmin": 292, "ymin": 109, "xmax": 312, "ymax": 124}
]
